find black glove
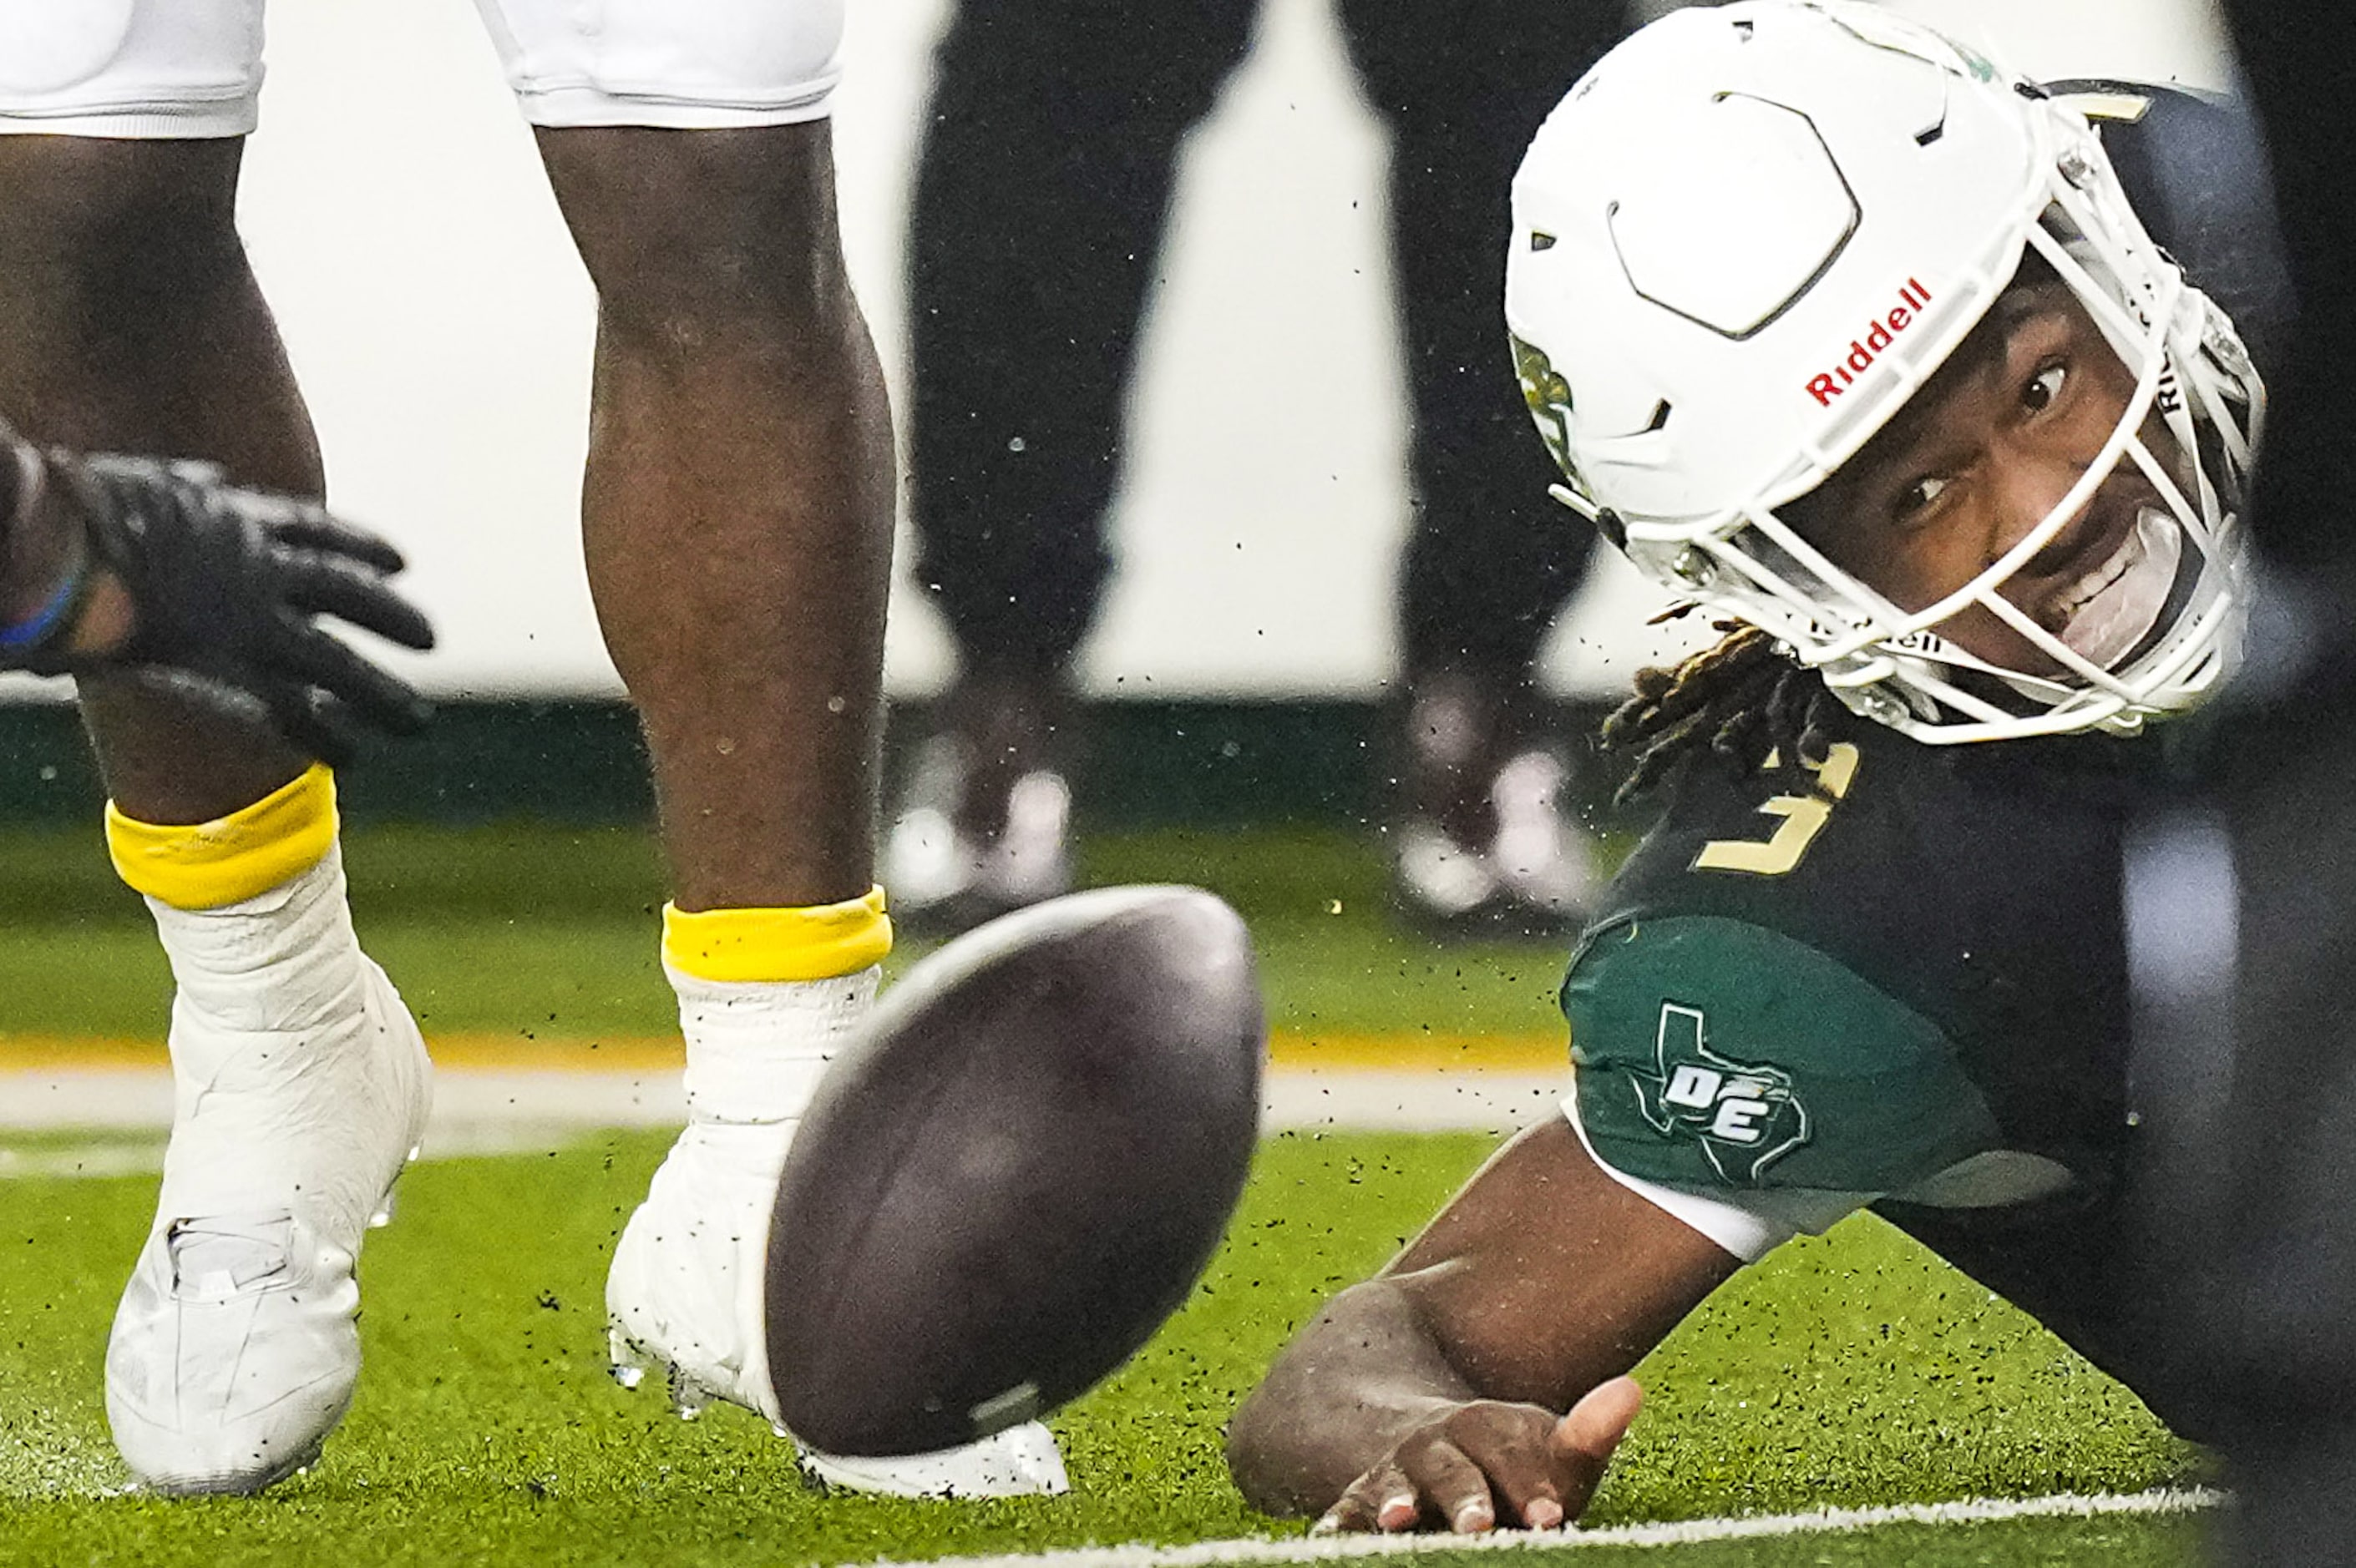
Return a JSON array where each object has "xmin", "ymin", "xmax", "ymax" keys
[{"xmin": 14, "ymin": 452, "xmax": 437, "ymax": 768}]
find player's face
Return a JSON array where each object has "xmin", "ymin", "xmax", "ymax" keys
[{"xmin": 1782, "ymin": 276, "xmax": 2194, "ymax": 676}]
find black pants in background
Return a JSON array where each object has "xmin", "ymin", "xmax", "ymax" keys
[{"xmin": 905, "ymin": 0, "xmax": 1632, "ymax": 685}]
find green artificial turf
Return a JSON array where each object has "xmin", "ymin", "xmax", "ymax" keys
[
  {"xmin": 0, "ymin": 824, "xmax": 2212, "ymax": 1563},
  {"xmin": 0, "ymin": 1130, "xmax": 2203, "ymax": 1567},
  {"xmin": 0, "ymin": 823, "xmax": 1578, "ymax": 1044}
]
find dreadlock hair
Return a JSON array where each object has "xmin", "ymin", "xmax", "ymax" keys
[{"xmin": 1600, "ymin": 623, "xmax": 1848, "ymax": 805}]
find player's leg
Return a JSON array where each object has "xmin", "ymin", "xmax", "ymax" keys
[
  {"xmin": 532, "ymin": 112, "xmax": 908, "ymax": 1445},
  {"xmin": 1335, "ymin": 0, "xmax": 1631, "ymax": 937},
  {"xmin": 0, "ymin": 139, "xmax": 318, "ymax": 818},
  {"xmin": 2193, "ymin": 724, "xmax": 2356, "ymax": 1561},
  {"xmin": 2146, "ymin": 716, "xmax": 2356, "ymax": 1560},
  {"xmin": 0, "ymin": 93, "xmax": 429, "ymax": 1493},
  {"xmin": 2137, "ymin": 0, "xmax": 2356, "ymax": 1555},
  {"xmin": 888, "ymin": 0, "xmax": 1258, "ymax": 934},
  {"xmin": 1875, "ymin": 1188, "xmax": 2227, "ymax": 1444},
  {"xmin": 536, "ymin": 124, "xmax": 891, "ymax": 917},
  {"xmin": 484, "ymin": 3, "xmax": 1056, "ymax": 1494}
]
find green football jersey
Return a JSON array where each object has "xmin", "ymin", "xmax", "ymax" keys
[{"xmin": 1565, "ymin": 711, "xmax": 2166, "ymax": 1220}]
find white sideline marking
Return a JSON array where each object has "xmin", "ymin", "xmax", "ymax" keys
[
  {"xmin": 855, "ymin": 1488, "xmax": 2225, "ymax": 1568},
  {"xmin": 0, "ymin": 1068, "xmax": 1569, "ymax": 1167},
  {"xmin": 0, "ymin": 1065, "xmax": 1563, "ymax": 1180},
  {"xmin": 0, "ymin": 1141, "xmax": 165, "ymax": 1181}
]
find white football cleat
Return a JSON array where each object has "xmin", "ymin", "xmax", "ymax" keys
[
  {"xmin": 798, "ymin": 1420, "xmax": 1072, "ymax": 1500},
  {"xmin": 607, "ymin": 1120, "xmax": 1071, "ymax": 1498},
  {"xmin": 108, "ymin": 938, "xmax": 430, "ymax": 1495},
  {"xmin": 606, "ymin": 1118, "xmax": 790, "ymax": 1423}
]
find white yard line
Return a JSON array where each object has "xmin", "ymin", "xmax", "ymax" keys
[
  {"xmin": 0, "ymin": 1069, "xmax": 1569, "ymax": 1164},
  {"xmin": 1260, "ymin": 1071, "xmax": 1562, "ymax": 1134},
  {"xmin": 0, "ymin": 1141, "xmax": 165, "ymax": 1181},
  {"xmin": 854, "ymin": 1488, "xmax": 2226, "ymax": 1568}
]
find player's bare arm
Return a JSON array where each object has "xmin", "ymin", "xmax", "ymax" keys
[
  {"xmin": 0, "ymin": 423, "xmax": 433, "ymax": 765},
  {"xmin": 1226, "ymin": 1119, "xmax": 1739, "ymax": 1531}
]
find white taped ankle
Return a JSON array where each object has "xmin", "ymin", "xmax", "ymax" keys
[
  {"xmin": 144, "ymin": 845, "xmax": 365, "ymax": 1045},
  {"xmin": 667, "ymin": 963, "xmax": 876, "ymax": 1126}
]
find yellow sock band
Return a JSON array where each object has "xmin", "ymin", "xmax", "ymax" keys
[
  {"xmin": 106, "ymin": 764, "xmax": 339, "ymax": 912},
  {"xmin": 662, "ymin": 886, "xmax": 894, "ymax": 984}
]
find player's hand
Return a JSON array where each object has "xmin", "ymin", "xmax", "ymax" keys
[
  {"xmin": 27, "ymin": 451, "xmax": 436, "ymax": 767},
  {"xmin": 1312, "ymin": 1378, "xmax": 1643, "ymax": 1535}
]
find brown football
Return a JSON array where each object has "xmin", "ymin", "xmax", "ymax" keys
[{"xmin": 766, "ymin": 885, "xmax": 1265, "ymax": 1457}]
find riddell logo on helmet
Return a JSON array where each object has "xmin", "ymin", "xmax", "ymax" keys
[{"xmin": 1806, "ymin": 281, "xmax": 1933, "ymax": 407}]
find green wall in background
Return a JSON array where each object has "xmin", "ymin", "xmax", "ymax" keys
[{"xmin": 0, "ymin": 700, "xmax": 1634, "ymax": 832}]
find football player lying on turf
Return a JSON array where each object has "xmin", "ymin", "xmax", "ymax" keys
[
  {"xmin": 0, "ymin": 427, "xmax": 433, "ymax": 751},
  {"xmin": 1226, "ymin": 0, "xmax": 2281, "ymax": 1533}
]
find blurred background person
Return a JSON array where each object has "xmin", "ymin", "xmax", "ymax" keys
[{"xmin": 884, "ymin": 0, "xmax": 1646, "ymax": 938}]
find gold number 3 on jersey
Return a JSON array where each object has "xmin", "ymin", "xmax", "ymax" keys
[{"xmin": 1692, "ymin": 742, "xmax": 1862, "ymax": 878}]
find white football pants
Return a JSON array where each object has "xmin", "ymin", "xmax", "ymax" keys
[{"xmin": 0, "ymin": 0, "xmax": 843, "ymax": 136}]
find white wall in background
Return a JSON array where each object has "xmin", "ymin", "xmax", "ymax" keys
[{"xmin": 0, "ymin": 0, "xmax": 2236, "ymax": 701}]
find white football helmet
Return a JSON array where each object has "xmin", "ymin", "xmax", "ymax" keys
[{"xmin": 1504, "ymin": 0, "xmax": 2266, "ymax": 742}]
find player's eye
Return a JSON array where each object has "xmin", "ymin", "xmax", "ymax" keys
[
  {"xmin": 2022, "ymin": 361, "xmax": 2068, "ymax": 414},
  {"xmin": 1893, "ymin": 473, "xmax": 1951, "ymax": 524}
]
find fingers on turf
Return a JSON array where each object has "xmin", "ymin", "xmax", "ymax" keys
[
  {"xmin": 1318, "ymin": 1404, "xmax": 1588, "ymax": 1536},
  {"xmin": 1548, "ymin": 1376, "xmax": 1644, "ymax": 1520},
  {"xmin": 1316, "ymin": 1461, "xmax": 1416, "ymax": 1533},
  {"xmin": 1453, "ymin": 1412, "xmax": 1568, "ymax": 1530},
  {"xmin": 1559, "ymin": 1376, "xmax": 1644, "ymax": 1459},
  {"xmin": 1397, "ymin": 1433, "xmax": 1495, "ymax": 1533}
]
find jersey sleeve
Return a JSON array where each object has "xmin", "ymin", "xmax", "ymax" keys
[{"xmin": 1561, "ymin": 913, "xmax": 2004, "ymax": 1249}]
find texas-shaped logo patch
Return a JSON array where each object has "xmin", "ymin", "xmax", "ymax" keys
[{"xmin": 1632, "ymin": 1003, "xmax": 1811, "ymax": 1184}]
